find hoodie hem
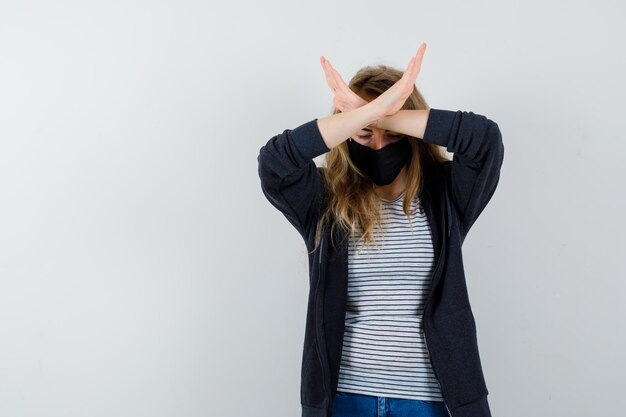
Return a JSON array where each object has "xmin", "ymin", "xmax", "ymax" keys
[
  {"xmin": 301, "ymin": 403, "xmax": 327, "ymax": 417},
  {"xmin": 449, "ymin": 395, "xmax": 492, "ymax": 417}
]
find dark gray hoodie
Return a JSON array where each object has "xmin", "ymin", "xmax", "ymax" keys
[{"xmin": 257, "ymin": 108, "xmax": 505, "ymax": 417}]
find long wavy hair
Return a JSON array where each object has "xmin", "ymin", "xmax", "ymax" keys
[{"xmin": 309, "ymin": 64, "xmax": 450, "ymax": 255}]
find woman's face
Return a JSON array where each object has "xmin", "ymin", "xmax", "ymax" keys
[{"xmin": 350, "ymin": 126, "xmax": 405, "ymax": 150}]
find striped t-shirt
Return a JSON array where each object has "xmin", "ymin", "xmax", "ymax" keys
[{"xmin": 336, "ymin": 190, "xmax": 445, "ymax": 402}]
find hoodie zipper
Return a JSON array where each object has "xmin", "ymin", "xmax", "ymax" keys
[
  {"xmin": 423, "ymin": 327, "xmax": 453, "ymax": 417},
  {"xmin": 315, "ymin": 236, "xmax": 330, "ymax": 407},
  {"xmin": 444, "ymin": 173, "xmax": 452, "ymax": 238},
  {"xmin": 422, "ymin": 239, "xmax": 453, "ymax": 417},
  {"xmin": 422, "ymin": 180, "xmax": 453, "ymax": 417}
]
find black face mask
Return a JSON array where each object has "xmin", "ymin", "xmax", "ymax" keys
[{"xmin": 347, "ymin": 137, "xmax": 412, "ymax": 185}]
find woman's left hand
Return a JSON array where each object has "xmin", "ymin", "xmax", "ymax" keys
[
  {"xmin": 371, "ymin": 43, "xmax": 426, "ymax": 119},
  {"xmin": 320, "ymin": 56, "xmax": 368, "ymax": 113}
]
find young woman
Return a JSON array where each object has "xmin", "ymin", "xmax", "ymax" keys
[{"xmin": 257, "ymin": 43, "xmax": 504, "ymax": 417}]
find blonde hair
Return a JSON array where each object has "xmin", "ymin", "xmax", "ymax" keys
[{"xmin": 309, "ymin": 64, "xmax": 450, "ymax": 255}]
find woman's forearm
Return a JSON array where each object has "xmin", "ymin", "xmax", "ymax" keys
[
  {"xmin": 375, "ymin": 109, "xmax": 431, "ymax": 139},
  {"xmin": 316, "ymin": 102, "xmax": 383, "ymax": 150}
]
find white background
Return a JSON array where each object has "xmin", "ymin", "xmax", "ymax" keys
[{"xmin": 1, "ymin": 1, "xmax": 625, "ymax": 416}]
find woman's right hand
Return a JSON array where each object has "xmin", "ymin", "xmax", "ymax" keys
[
  {"xmin": 371, "ymin": 42, "xmax": 427, "ymax": 119},
  {"xmin": 320, "ymin": 56, "xmax": 368, "ymax": 113}
]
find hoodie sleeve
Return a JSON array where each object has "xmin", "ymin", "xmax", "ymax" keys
[
  {"xmin": 422, "ymin": 108, "xmax": 505, "ymax": 238},
  {"xmin": 257, "ymin": 118, "xmax": 331, "ymax": 247}
]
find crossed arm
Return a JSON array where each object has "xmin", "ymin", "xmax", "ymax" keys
[
  {"xmin": 317, "ymin": 44, "xmax": 428, "ymax": 149},
  {"xmin": 316, "ymin": 101, "xmax": 432, "ymax": 150},
  {"xmin": 259, "ymin": 43, "xmax": 504, "ymax": 244}
]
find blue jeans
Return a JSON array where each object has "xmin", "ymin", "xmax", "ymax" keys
[{"xmin": 331, "ymin": 391, "xmax": 449, "ymax": 417}]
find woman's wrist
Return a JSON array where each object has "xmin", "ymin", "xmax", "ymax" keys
[
  {"xmin": 317, "ymin": 103, "xmax": 384, "ymax": 149},
  {"xmin": 371, "ymin": 115, "xmax": 387, "ymax": 130},
  {"xmin": 364, "ymin": 101, "xmax": 387, "ymax": 127},
  {"xmin": 370, "ymin": 109, "xmax": 431, "ymax": 139}
]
